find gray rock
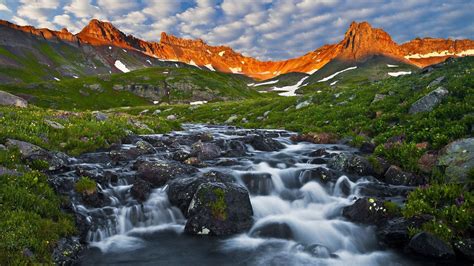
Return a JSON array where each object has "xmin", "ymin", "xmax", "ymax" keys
[
  {"xmin": 0, "ymin": 90, "xmax": 28, "ymax": 108},
  {"xmin": 52, "ymin": 237, "xmax": 84, "ymax": 265},
  {"xmin": 327, "ymin": 153, "xmax": 374, "ymax": 176},
  {"xmin": 372, "ymin": 94, "xmax": 386, "ymax": 103},
  {"xmin": 250, "ymin": 222, "xmax": 293, "ymax": 240},
  {"xmin": 92, "ymin": 111, "xmax": 108, "ymax": 121},
  {"xmin": 408, "ymin": 232, "xmax": 455, "ymax": 259},
  {"xmin": 384, "ymin": 165, "xmax": 425, "ymax": 186},
  {"xmin": 191, "ymin": 141, "xmax": 221, "ymax": 160},
  {"xmin": 127, "ymin": 119, "xmax": 152, "ymax": 132},
  {"xmin": 139, "ymin": 109, "xmax": 149, "ymax": 115},
  {"xmin": 342, "ymin": 197, "xmax": 389, "ymax": 225},
  {"xmin": 166, "ymin": 114, "xmax": 177, "ymax": 121},
  {"xmin": 437, "ymin": 137, "xmax": 474, "ymax": 183},
  {"xmin": 153, "ymin": 109, "xmax": 162, "ymax": 115},
  {"xmin": 0, "ymin": 166, "xmax": 21, "ymax": 176},
  {"xmin": 295, "ymin": 100, "xmax": 311, "ymax": 110},
  {"xmin": 409, "ymin": 87, "xmax": 449, "ymax": 114},
  {"xmin": 225, "ymin": 115, "xmax": 238, "ymax": 124},
  {"xmin": 87, "ymin": 83, "xmax": 103, "ymax": 92},
  {"xmin": 44, "ymin": 119, "xmax": 65, "ymax": 129},
  {"xmin": 185, "ymin": 182, "xmax": 253, "ymax": 236},
  {"xmin": 263, "ymin": 111, "xmax": 271, "ymax": 117},
  {"xmin": 5, "ymin": 139, "xmax": 69, "ymax": 170},
  {"xmin": 427, "ymin": 76, "xmax": 445, "ymax": 88},
  {"xmin": 0, "ymin": 144, "xmax": 6, "ymax": 150},
  {"xmin": 113, "ymin": 84, "xmax": 124, "ymax": 91}
]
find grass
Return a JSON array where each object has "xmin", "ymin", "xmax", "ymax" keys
[{"xmin": 75, "ymin": 177, "xmax": 97, "ymax": 195}]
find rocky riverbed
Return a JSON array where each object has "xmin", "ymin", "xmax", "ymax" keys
[{"xmin": 38, "ymin": 124, "xmax": 471, "ymax": 265}]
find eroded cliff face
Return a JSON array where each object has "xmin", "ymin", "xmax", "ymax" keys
[{"xmin": 1, "ymin": 19, "xmax": 473, "ymax": 80}]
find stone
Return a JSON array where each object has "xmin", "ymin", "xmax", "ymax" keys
[
  {"xmin": 368, "ymin": 156, "xmax": 391, "ymax": 179},
  {"xmin": 136, "ymin": 160, "xmax": 198, "ymax": 188},
  {"xmin": 0, "ymin": 90, "xmax": 28, "ymax": 108},
  {"xmin": 5, "ymin": 139, "xmax": 69, "ymax": 171},
  {"xmin": 225, "ymin": 115, "xmax": 238, "ymax": 124},
  {"xmin": 359, "ymin": 142, "xmax": 376, "ymax": 154},
  {"xmin": 245, "ymin": 134, "xmax": 285, "ymax": 151},
  {"xmin": 130, "ymin": 178, "xmax": 152, "ymax": 202},
  {"xmin": 263, "ymin": 111, "xmax": 271, "ymax": 117},
  {"xmin": 384, "ymin": 165, "xmax": 424, "ymax": 186},
  {"xmin": 437, "ymin": 137, "xmax": 474, "ymax": 183},
  {"xmin": 408, "ymin": 232, "xmax": 455, "ymax": 259},
  {"xmin": 427, "ymin": 76, "xmax": 445, "ymax": 88},
  {"xmin": 418, "ymin": 151, "xmax": 438, "ymax": 174},
  {"xmin": 250, "ymin": 222, "xmax": 293, "ymax": 240},
  {"xmin": 453, "ymin": 238, "xmax": 474, "ymax": 262},
  {"xmin": 191, "ymin": 141, "xmax": 221, "ymax": 160},
  {"xmin": 376, "ymin": 216, "xmax": 432, "ymax": 248},
  {"xmin": 295, "ymin": 100, "xmax": 311, "ymax": 110},
  {"xmin": 52, "ymin": 237, "xmax": 84, "ymax": 265},
  {"xmin": 167, "ymin": 114, "xmax": 177, "ymax": 121},
  {"xmin": 290, "ymin": 133, "xmax": 338, "ymax": 144},
  {"xmin": 172, "ymin": 150, "xmax": 191, "ymax": 162},
  {"xmin": 92, "ymin": 111, "xmax": 108, "ymax": 121},
  {"xmin": 327, "ymin": 153, "xmax": 374, "ymax": 176},
  {"xmin": 299, "ymin": 167, "xmax": 340, "ymax": 184},
  {"xmin": 153, "ymin": 109, "xmax": 162, "ymax": 115},
  {"xmin": 0, "ymin": 166, "xmax": 21, "ymax": 176},
  {"xmin": 44, "ymin": 119, "xmax": 65, "ymax": 129},
  {"xmin": 372, "ymin": 94, "xmax": 386, "ymax": 103},
  {"xmin": 184, "ymin": 182, "xmax": 253, "ymax": 236},
  {"xmin": 342, "ymin": 197, "xmax": 389, "ymax": 225},
  {"xmin": 408, "ymin": 86, "xmax": 449, "ymax": 114},
  {"xmin": 240, "ymin": 173, "xmax": 273, "ymax": 195}
]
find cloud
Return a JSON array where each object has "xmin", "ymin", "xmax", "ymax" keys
[{"xmin": 2, "ymin": 0, "xmax": 473, "ymax": 60}]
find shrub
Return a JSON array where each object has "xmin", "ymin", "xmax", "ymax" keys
[{"xmin": 74, "ymin": 177, "xmax": 97, "ymax": 195}]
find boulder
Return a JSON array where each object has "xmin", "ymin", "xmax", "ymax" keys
[
  {"xmin": 453, "ymin": 238, "xmax": 474, "ymax": 262},
  {"xmin": 368, "ymin": 156, "xmax": 391, "ymax": 179},
  {"xmin": 408, "ymin": 232, "xmax": 455, "ymax": 259},
  {"xmin": 376, "ymin": 216, "xmax": 431, "ymax": 248},
  {"xmin": 166, "ymin": 114, "xmax": 177, "ymax": 121},
  {"xmin": 52, "ymin": 237, "xmax": 83, "ymax": 265},
  {"xmin": 384, "ymin": 165, "xmax": 424, "ymax": 186},
  {"xmin": 342, "ymin": 197, "xmax": 389, "ymax": 225},
  {"xmin": 299, "ymin": 167, "xmax": 340, "ymax": 184},
  {"xmin": 359, "ymin": 142, "xmax": 376, "ymax": 154},
  {"xmin": 222, "ymin": 140, "xmax": 247, "ymax": 157},
  {"xmin": 191, "ymin": 141, "xmax": 221, "ymax": 160},
  {"xmin": 184, "ymin": 182, "xmax": 253, "ymax": 236},
  {"xmin": 92, "ymin": 111, "xmax": 108, "ymax": 121},
  {"xmin": 408, "ymin": 87, "xmax": 449, "ymax": 114},
  {"xmin": 245, "ymin": 134, "xmax": 285, "ymax": 151},
  {"xmin": 167, "ymin": 171, "xmax": 234, "ymax": 215},
  {"xmin": 225, "ymin": 115, "xmax": 238, "ymax": 124},
  {"xmin": 290, "ymin": 133, "xmax": 338, "ymax": 144},
  {"xmin": 327, "ymin": 153, "xmax": 374, "ymax": 176},
  {"xmin": 437, "ymin": 138, "xmax": 474, "ymax": 183},
  {"xmin": 372, "ymin": 94, "xmax": 386, "ymax": 103},
  {"xmin": 172, "ymin": 150, "xmax": 191, "ymax": 162},
  {"xmin": 44, "ymin": 119, "xmax": 65, "ymax": 129},
  {"xmin": 250, "ymin": 222, "xmax": 293, "ymax": 240},
  {"xmin": 135, "ymin": 140, "xmax": 156, "ymax": 155},
  {"xmin": 136, "ymin": 160, "xmax": 197, "ymax": 187},
  {"xmin": 0, "ymin": 90, "xmax": 28, "ymax": 107},
  {"xmin": 130, "ymin": 178, "xmax": 152, "ymax": 202},
  {"xmin": 240, "ymin": 173, "xmax": 273, "ymax": 195},
  {"xmin": 5, "ymin": 139, "xmax": 69, "ymax": 171},
  {"xmin": 418, "ymin": 151, "xmax": 438, "ymax": 174}
]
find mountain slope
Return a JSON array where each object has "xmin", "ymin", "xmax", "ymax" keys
[{"xmin": 1, "ymin": 19, "xmax": 473, "ymax": 82}]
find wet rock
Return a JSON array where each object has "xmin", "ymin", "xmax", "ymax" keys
[
  {"xmin": 304, "ymin": 244, "xmax": 338, "ymax": 258},
  {"xmin": 81, "ymin": 190, "xmax": 110, "ymax": 208},
  {"xmin": 245, "ymin": 134, "xmax": 285, "ymax": 151},
  {"xmin": 453, "ymin": 238, "xmax": 474, "ymax": 262},
  {"xmin": 52, "ymin": 237, "xmax": 84, "ymax": 265},
  {"xmin": 167, "ymin": 114, "xmax": 177, "ymax": 121},
  {"xmin": 408, "ymin": 232, "xmax": 455, "ymax": 259},
  {"xmin": 299, "ymin": 167, "xmax": 340, "ymax": 184},
  {"xmin": 309, "ymin": 158, "xmax": 327, "ymax": 164},
  {"xmin": 185, "ymin": 182, "xmax": 253, "ymax": 236},
  {"xmin": 135, "ymin": 140, "xmax": 156, "ymax": 154},
  {"xmin": 0, "ymin": 90, "xmax": 28, "ymax": 107},
  {"xmin": 409, "ymin": 86, "xmax": 449, "ymax": 114},
  {"xmin": 356, "ymin": 182, "xmax": 413, "ymax": 198},
  {"xmin": 368, "ymin": 156, "xmax": 391, "ymax": 179},
  {"xmin": 342, "ymin": 197, "xmax": 389, "ymax": 225},
  {"xmin": 172, "ymin": 150, "xmax": 191, "ymax": 162},
  {"xmin": 131, "ymin": 178, "xmax": 152, "ymax": 202},
  {"xmin": 5, "ymin": 139, "xmax": 69, "ymax": 171},
  {"xmin": 136, "ymin": 161, "xmax": 197, "ymax": 187},
  {"xmin": 359, "ymin": 142, "xmax": 376, "ymax": 154},
  {"xmin": 376, "ymin": 216, "xmax": 432, "ymax": 248},
  {"xmin": 437, "ymin": 137, "xmax": 474, "ymax": 183},
  {"xmin": 338, "ymin": 178, "xmax": 351, "ymax": 196},
  {"xmin": 384, "ymin": 165, "xmax": 425, "ymax": 186},
  {"xmin": 327, "ymin": 153, "xmax": 374, "ymax": 176},
  {"xmin": 184, "ymin": 157, "xmax": 204, "ymax": 167},
  {"xmin": 240, "ymin": 173, "xmax": 273, "ymax": 195},
  {"xmin": 167, "ymin": 171, "xmax": 234, "ymax": 215},
  {"xmin": 309, "ymin": 148, "xmax": 330, "ymax": 157},
  {"xmin": 251, "ymin": 222, "xmax": 293, "ymax": 240},
  {"xmin": 44, "ymin": 119, "xmax": 65, "ymax": 129},
  {"xmin": 191, "ymin": 141, "xmax": 221, "ymax": 160},
  {"xmin": 222, "ymin": 140, "xmax": 247, "ymax": 157}
]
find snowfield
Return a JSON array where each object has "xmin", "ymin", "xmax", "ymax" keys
[
  {"xmin": 251, "ymin": 79, "xmax": 279, "ymax": 87},
  {"xmin": 318, "ymin": 66, "xmax": 357, "ymax": 82},
  {"xmin": 205, "ymin": 64, "xmax": 215, "ymax": 71},
  {"xmin": 388, "ymin": 71, "xmax": 412, "ymax": 77},
  {"xmin": 114, "ymin": 60, "xmax": 130, "ymax": 73},
  {"xmin": 272, "ymin": 76, "xmax": 309, "ymax": 97}
]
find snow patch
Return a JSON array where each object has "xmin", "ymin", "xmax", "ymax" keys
[
  {"xmin": 73, "ymin": 75, "xmax": 79, "ymax": 79},
  {"xmin": 153, "ymin": 101, "xmax": 159, "ymax": 105},
  {"xmin": 405, "ymin": 49, "xmax": 474, "ymax": 59},
  {"xmin": 189, "ymin": 60, "xmax": 201, "ymax": 69},
  {"xmin": 146, "ymin": 59, "xmax": 152, "ymax": 65},
  {"xmin": 229, "ymin": 67, "xmax": 241, "ymax": 74},
  {"xmin": 206, "ymin": 50, "xmax": 212, "ymax": 54},
  {"xmin": 108, "ymin": 46, "xmax": 112, "ymax": 50},
  {"xmin": 219, "ymin": 51, "xmax": 225, "ymax": 56},
  {"xmin": 330, "ymin": 80, "xmax": 338, "ymax": 86},
  {"xmin": 272, "ymin": 76, "xmax": 309, "ymax": 97},
  {"xmin": 252, "ymin": 79, "xmax": 279, "ymax": 87},
  {"xmin": 318, "ymin": 66, "xmax": 357, "ymax": 82},
  {"xmin": 205, "ymin": 64, "xmax": 215, "ymax": 71},
  {"xmin": 122, "ymin": 49, "xmax": 127, "ymax": 53},
  {"xmin": 190, "ymin": 101, "xmax": 208, "ymax": 105},
  {"xmin": 114, "ymin": 60, "xmax": 130, "ymax": 73},
  {"xmin": 388, "ymin": 71, "xmax": 412, "ymax": 77},
  {"xmin": 53, "ymin": 77, "xmax": 60, "ymax": 81},
  {"xmin": 387, "ymin": 64, "xmax": 398, "ymax": 68}
]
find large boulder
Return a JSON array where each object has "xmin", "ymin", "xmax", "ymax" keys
[
  {"xmin": 342, "ymin": 197, "xmax": 390, "ymax": 225},
  {"xmin": 5, "ymin": 139, "xmax": 69, "ymax": 171},
  {"xmin": 245, "ymin": 134, "xmax": 285, "ymax": 151},
  {"xmin": 408, "ymin": 87, "xmax": 449, "ymax": 114},
  {"xmin": 167, "ymin": 171, "xmax": 235, "ymax": 215},
  {"xmin": 191, "ymin": 141, "xmax": 221, "ymax": 160},
  {"xmin": 0, "ymin": 90, "xmax": 28, "ymax": 107},
  {"xmin": 130, "ymin": 178, "xmax": 152, "ymax": 202},
  {"xmin": 384, "ymin": 165, "xmax": 425, "ymax": 186},
  {"xmin": 376, "ymin": 216, "xmax": 431, "ymax": 248},
  {"xmin": 136, "ymin": 160, "xmax": 197, "ymax": 187},
  {"xmin": 184, "ymin": 182, "xmax": 253, "ymax": 236},
  {"xmin": 327, "ymin": 153, "xmax": 374, "ymax": 176},
  {"xmin": 437, "ymin": 138, "xmax": 474, "ymax": 183},
  {"xmin": 299, "ymin": 167, "xmax": 341, "ymax": 184},
  {"xmin": 453, "ymin": 238, "xmax": 474, "ymax": 262},
  {"xmin": 408, "ymin": 232, "xmax": 455, "ymax": 259}
]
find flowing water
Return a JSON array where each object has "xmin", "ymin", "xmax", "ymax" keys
[{"xmin": 58, "ymin": 124, "xmax": 417, "ymax": 265}]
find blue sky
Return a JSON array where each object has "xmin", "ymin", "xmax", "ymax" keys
[{"xmin": 0, "ymin": 0, "xmax": 473, "ymax": 60}]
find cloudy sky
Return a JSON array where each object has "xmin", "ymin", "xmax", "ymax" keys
[{"xmin": 0, "ymin": 0, "xmax": 473, "ymax": 60}]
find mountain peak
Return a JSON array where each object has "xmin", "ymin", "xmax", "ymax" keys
[
  {"xmin": 77, "ymin": 19, "xmax": 127, "ymax": 46},
  {"xmin": 337, "ymin": 21, "xmax": 404, "ymax": 61},
  {"xmin": 160, "ymin": 32, "xmax": 207, "ymax": 48}
]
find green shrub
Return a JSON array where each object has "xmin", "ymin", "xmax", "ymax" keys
[{"xmin": 74, "ymin": 176, "xmax": 96, "ymax": 195}]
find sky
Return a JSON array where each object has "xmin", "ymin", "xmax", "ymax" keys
[{"xmin": 0, "ymin": 0, "xmax": 473, "ymax": 61}]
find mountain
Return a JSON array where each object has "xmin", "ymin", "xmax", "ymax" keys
[{"xmin": 0, "ymin": 19, "xmax": 473, "ymax": 82}]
